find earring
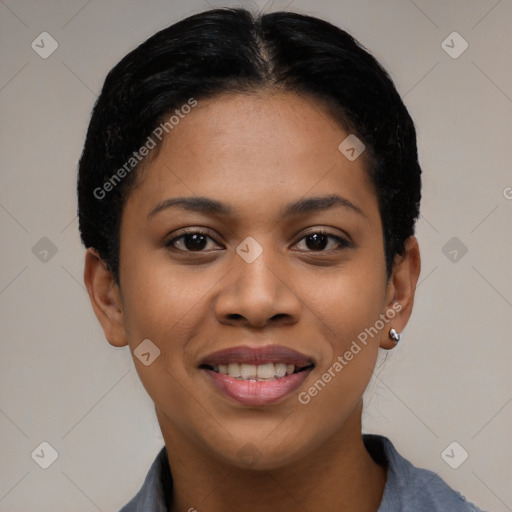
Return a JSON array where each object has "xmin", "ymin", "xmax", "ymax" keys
[{"xmin": 389, "ymin": 328, "xmax": 400, "ymax": 343}]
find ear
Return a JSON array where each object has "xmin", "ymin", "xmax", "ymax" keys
[
  {"xmin": 380, "ymin": 236, "xmax": 421, "ymax": 350},
  {"xmin": 83, "ymin": 248, "xmax": 127, "ymax": 347}
]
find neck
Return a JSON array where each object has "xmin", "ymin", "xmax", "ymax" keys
[{"xmin": 157, "ymin": 402, "xmax": 387, "ymax": 512}]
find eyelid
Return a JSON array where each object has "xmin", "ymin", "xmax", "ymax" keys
[
  {"xmin": 296, "ymin": 226, "xmax": 352, "ymax": 242},
  {"xmin": 165, "ymin": 226, "xmax": 352, "ymax": 253},
  {"xmin": 292, "ymin": 227, "xmax": 352, "ymax": 251},
  {"xmin": 164, "ymin": 227, "xmax": 224, "ymax": 250}
]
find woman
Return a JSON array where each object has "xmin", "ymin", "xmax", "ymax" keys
[{"xmin": 78, "ymin": 7, "xmax": 487, "ymax": 511}]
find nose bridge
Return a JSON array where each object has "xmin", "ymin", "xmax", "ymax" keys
[
  {"xmin": 214, "ymin": 238, "xmax": 301, "ymax": 327},
  {"xmin": 237, "ymin": 247, "xmax": 279, "ymax": 295}
]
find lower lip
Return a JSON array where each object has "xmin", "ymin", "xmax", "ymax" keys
[{"xmin": 203, "ymin": 368, "xmax": 313, "ymax": 406}]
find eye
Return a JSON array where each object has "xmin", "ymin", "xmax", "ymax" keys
[
  {"xmin": 165, "ymin": 228, "xmax": 351, "ymax": 254},
  {"xmin": 293, "ymin": 230, "xmax": 351, "ymax": 252},
  {"xmin": 165, "ymin": 230, "xmax": 223, "ymax": 252}
]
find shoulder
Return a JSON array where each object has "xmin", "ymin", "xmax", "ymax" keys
[
  {"xmin": 118, "ymin": 446, "xmax": 172, "ymax": 512},
  {"xmin": 119, "ymin": 437, "xmax": 489, "ymax": 511},
  {"xmin": 363, "ymin": 434, "xmax": 487, "ymax": 512}
]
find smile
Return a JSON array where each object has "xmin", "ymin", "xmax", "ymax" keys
[
  {"xmin": 199, "ymin": 345, "xmax": 315, "ymax": 406},
  {"xmin": 206, "ymin": 362, "xmax": 312, "ymax": 381}
]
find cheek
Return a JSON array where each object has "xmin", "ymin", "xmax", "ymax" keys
[
  {"xmin": 295, "ymin": 248, "xmax": 387, "ymax": 402},
  {"xmin": 118, "ymin": 253, "xmax": 210, "ymax": 429},
  {"xmin": 119, "ymin": 243, "xmax": 210, "ymax": 341},
  {"xmin": 291, "ymin": 270, "xmax": 385, "ymax": 443},
  {"xmin": 300, "ymin": 255, "xmax": 387, "ymax": 351}
]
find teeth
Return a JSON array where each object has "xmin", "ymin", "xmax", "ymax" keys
[
  {"xmin": 240, "ymin": 364, "xmax": 257, "ymax": 379},
  {"xmin": 227, "ymin": 363, "xmax": 241, "ymax": 377},
  {"xmin": 257, "ymin": 363, "xmax": 275, "ymax": 380},
  {"xmin": 275, "ymin": 363, "xmax": 287, "ymax": 378},
  {"xmin": 212, "ymin": 362, "xmax": 303, "ymax": 380}
]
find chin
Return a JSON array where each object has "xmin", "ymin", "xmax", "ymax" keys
[{"xmin": 209, "ymin": 431, "xmax": 314, "ymax": 471}]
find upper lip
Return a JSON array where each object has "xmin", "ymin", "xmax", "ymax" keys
[{"xmin": 199, "ymin": 345, "xmax": 315, "ymax": 368}]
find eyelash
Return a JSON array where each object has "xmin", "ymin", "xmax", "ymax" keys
[{"xmin": 165, "ymin": 228, "xmax": 351, "ymax": 253}]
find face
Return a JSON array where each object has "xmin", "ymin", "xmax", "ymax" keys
[{"xmin": 86, "ymin": 91, "xmax": 418, "ymax": 470}]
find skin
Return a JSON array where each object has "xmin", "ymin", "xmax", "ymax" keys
[{"xmin": 84, "ymin": 90, "xmax": 421, "ymax": 512}]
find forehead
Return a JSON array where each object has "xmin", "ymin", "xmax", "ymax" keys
[{"xmin": 127, "ymin": 91, "xmax": 379, "ymax": 223}]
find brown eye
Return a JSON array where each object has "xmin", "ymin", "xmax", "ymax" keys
[
  {"xmin": 180, "ymin": 233, "xmax": 208, "ymax": 251},
  {"xmin": 294, "ymin": 231, "xmax": 351, "ymax": 252},
  {"xmin": 165, "ymin": 230, "xmax": 222, "ymax": 252},
  {"xmin": 304, "ymin": 233, "xmax": 329, "ymax": 251}
]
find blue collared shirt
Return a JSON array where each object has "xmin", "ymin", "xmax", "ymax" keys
[{"xmin": 119, "ymin": 434, "xmax": 487, "ymax": 511}]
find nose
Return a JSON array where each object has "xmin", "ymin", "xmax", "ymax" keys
[{"xmin": 213, "ymin": 247, "xmax": 302, "ymax": 329}]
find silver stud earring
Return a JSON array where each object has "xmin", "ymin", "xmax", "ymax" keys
[{"xmin": 389, "ymin": 328, "xmax": 400, "ymax": 343}]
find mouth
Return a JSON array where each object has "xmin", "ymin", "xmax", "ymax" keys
[
  {"xmin": 199, "ymin": 345, "xmax": 315, "ymax": 406},
  {"xmin": 200, "ymin": 362, "xmax": 313, "ymax": 381}
]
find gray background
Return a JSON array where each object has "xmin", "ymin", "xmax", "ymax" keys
[{"xmin": 1, "ymin": 0, "xmax": 511, "ymax": 510}]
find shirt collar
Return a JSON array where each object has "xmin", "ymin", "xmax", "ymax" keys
[{"xmin": 123, "ymin": 434, "xmax": 405, "ymax": 511}]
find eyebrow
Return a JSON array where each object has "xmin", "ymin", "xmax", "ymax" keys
[
  {"xmin": 147, "ymin": 194, "xmax": 365, "ymax": 220},
  {"xmin": 148, "ymin": 197, "xmax": 232, "ymax": 218},
  {"xmin": 281, "ymin": 194, "xmax": 365, "ymax": 218}
]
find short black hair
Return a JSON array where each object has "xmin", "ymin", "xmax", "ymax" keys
[{"xmin": 78, "ymin": 7, "xmax": 421, "ymax": 283}]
